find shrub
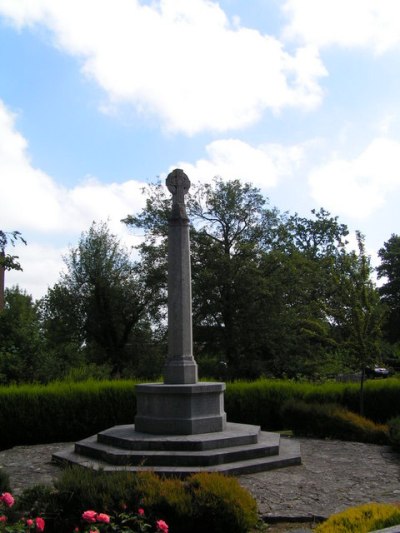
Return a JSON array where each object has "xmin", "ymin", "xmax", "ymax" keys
[
  {"xmin": 51, "ymin": 467, "xmax": 258, "ymax": 533},
  {"xmin": 388, "ymin": 416, "xmax": 400, "ymax": 450},
  {"xmin": 187, "ymin": 472, "xmax": 258, "ymax": 533},
  {"xmin": 281, "ymin": 399, "xmax": 388, "ymax": 444},
  {"xmin": 315, "ymin": 502, "xmax": 400, "ymax": 532}
]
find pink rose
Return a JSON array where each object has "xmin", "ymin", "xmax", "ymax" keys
[
  {"xmin": 26, "ymin": 519, "xmax": 34, "ymax": 527},
  {"xmin": 82, "ymin": 511, "xmax": 97, "ymax": 523},
  {"xmin": 96, "ymin": 513, "xmax": 110, "ymax": 524},
  {"xmin": 0, "ymin": 492, "xmax": 15, "ymax": 508},
  {"xmin": 0, "ymin": 515, "xmax": 7, "ymax": 523},
  {"xmin": 138, "ymin": 508, "xmax": 145, "ymax": 516},
  {"xmin": 35, "ymin": 517, "xmax": 45, "ymax": 532},
  {"xmin": 90, "ymin": 529, "xmax": 99, "ymax": 533},
  {"xmin": 156, "ymin": 519, "xmax": 169, "ymax": 533}
]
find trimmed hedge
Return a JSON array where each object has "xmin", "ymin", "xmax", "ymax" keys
[
  {"xmin": 315, "ymin": 502, "xmax": 400, "ymax": 532},
  {"xmin": 224, "ymin": 378, "xmax": 400, "ymax": 429},
  {"xmin": 280, "ymin": 399, "xmax": 388, "ymax": 443},
  {"xmin": 0, "ymin": 380, "xmax": 138, "ymax": 450},
  {"xmin": 1, "ymin": 378, "xmax": 400, "ymax": 449}
]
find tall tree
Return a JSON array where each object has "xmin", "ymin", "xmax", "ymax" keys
[
  {"xmin": 124, "ymin": 178, "xmax": 282, "ymax": 377},
  {"xmin": 41, "ymin": 222, "xmax": 149, "ymax": 375},
  {"xmin": 331, "ymin": 232, "xmax": 384, "ymax": 414},
  {"xmin": 377, "ymin": 234, "xmax": 400, "ymax": 343},
  {"xmin": 0, "ymin": 286, "xmax": 43, "ymax": 383}
]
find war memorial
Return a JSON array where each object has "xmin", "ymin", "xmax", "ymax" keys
[{"xmin": 53, "ymin": 169, "xmax": 301, "ymax": 475}]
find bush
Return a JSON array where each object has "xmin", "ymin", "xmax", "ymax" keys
[
  {"xmin": 50, "ymin": 467, "xmax": 258, "ymax": 533},
  {"xmin": 315, "ymin": 502, "xmax": 400, "ymax": 532},
  {"xmin": 0, "ymin": 380, "xmax": 138, "ymax": 450},
  {"xmin": 187, "ymin": 472, "xmax": 258, "ymax": 533},
  {"xmin": 1, "ymin": 377, "xmax": 399, "ymax": 449},
  {"xmin": 388, "ymin": 416, "xmax": 400, "ymax": 450},
  {"xmin": 281, "ymin": 399, "xmax": 388, "ymax": 444}
]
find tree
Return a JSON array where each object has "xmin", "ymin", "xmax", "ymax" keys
[
  {"xmin": 124, "ymin": 178, "xmax": 283, "ymax": 377},
  {"xmin": 41, "ymin": 222, "xmax": 151, "ymax": 375},
  {"xmin": 331, "ymin": 232, "xmax": 384, "ymax": 414},
  {"xmin": 0, "ymin": 231, "xmax": 26, "ymax": 311},
  {"xmin": 0, "ymin": 286, "xmax": 43, "ymax": 383},
  {"xmin": 124, "ymin": 178, "xmax": 355, "ymax": 379},
  {"xmin": 377, "ymin": 234, "xmax": 400, "ymax": 344}
]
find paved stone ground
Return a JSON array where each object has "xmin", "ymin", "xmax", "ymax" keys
[{"xmin": 0, "ymin": 437, "xmax": 399, "ymax": 525}]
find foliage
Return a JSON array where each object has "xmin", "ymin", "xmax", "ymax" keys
[
  {"xmin": 378, "ymin": 233, "xmax": 400, "ymax": 343},
  {"xmin": 329, "ymin": 232, "xmax": 385, "ymax": 415},
  {"xmin": 39, "ymin": 222, "xmax": 156, "ymax": 377},
  {"xmin": 0, "ymin": 231, "xmax": 26, "ymax": 273},
  {"xmin": 187, "ymin": 472, "xmax": 258, "ymax": 533},
  {"xmin": 0, "ymin": 380, "xmax": 138, "ymax": 450},
  {"xmin": 0, "ymin": 287, "xmax": 45, "ymax": 384},
  {"xmin": 280, "ymin": 399, "xmax": 388, "ymax": 444},
  {"xmin": 52, "ymin": 468, "xmax": 257, "ymax": 533},
  {"xmin": 1, "ymin": 378, "xmax": 399, "ymax": 449},
  {"xmin": 388, "ymin": 415, "xmax": 400, "ymax": 450},
  {"xmin": 315, "ymin": 502, "xmax": 400, "ymax": 532},
  {"xmin": 124, "ymin": 179, "xmax": 358, "ymax": 380}
]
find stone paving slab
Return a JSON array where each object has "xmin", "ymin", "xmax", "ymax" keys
[
  {"xmin": 0, "ymin": 437, "xmax": 399, "ymax": 523},
  {"xmin": 239, "ymin": 437, "xmax": 400, "ymax": 520}
]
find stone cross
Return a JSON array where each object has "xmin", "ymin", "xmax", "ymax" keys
[
  {"xmin": 166, "ymin": 169, "xmax": 190, "ymax": 220},
  {"xmin": 164, "ymin": 169, "xmax": 198, "ymax": 384}
]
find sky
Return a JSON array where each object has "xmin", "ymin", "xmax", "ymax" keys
[{"xmin": 1, "ymin": 0, "xmax": 400, "ymax": 300}]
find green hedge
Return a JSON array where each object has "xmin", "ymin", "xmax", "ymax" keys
[
  {"xmin": 1, "ymin": 378, "xmax": 400, "ymax": 449},
  {"xmin": 0, "ymin": 380, "xmax": 138, "ymax": 450},
  {"xmin": 280, "ymin": 399, "xmax": 388, "ymax": 443},
  {"xmin": 224, "ymin": 378, "xmax": 400, "ymax": 429}
]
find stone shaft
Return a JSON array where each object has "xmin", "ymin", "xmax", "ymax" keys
[{"xmin": 164, "ymin": 169, "xmax": 198, "ymax": 384}]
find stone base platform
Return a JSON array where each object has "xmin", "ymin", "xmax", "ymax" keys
[{"xmin": 52, "ymin": 422, "xmax": 301, "ymax": 476}]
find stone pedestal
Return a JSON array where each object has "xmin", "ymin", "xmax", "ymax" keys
[{"xmin": 135, "ymin": 382, "xmax": 226, "ymax": 435}]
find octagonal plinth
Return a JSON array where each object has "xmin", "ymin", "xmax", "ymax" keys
[{"xmin": 135, "ymin": 382, "xmax": 226, "ymax": 435}]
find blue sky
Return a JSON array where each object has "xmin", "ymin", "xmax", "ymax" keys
[{"xmin": 1, "ymin": 0, "xmax": 400, "ymax": 300}]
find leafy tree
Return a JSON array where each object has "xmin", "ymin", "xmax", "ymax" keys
[
  {"xmin": 0, "ymin": 286, "xmax": 44, "ymax": 383},
  {"xmin": 331, "ymin": 232, "xmax": 384, "ymax": 414},
  {"xmin": 377, "ymin": 234, "xmax": 400, "ymax": 344},
  {"xmin": 40, "ymin": 222, "xmax": 154, "ymax": 376},
  {"xmin": 124, "ymin": 179, "xmax": 355, "ymax": 379}
]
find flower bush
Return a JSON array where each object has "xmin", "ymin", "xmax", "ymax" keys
[
  {"xmin": 1, "ymin": 492, "xmax": 168, "ymax": 533},
  {"xmin": 0, "ymin": 492, "xmax": 45, "ymax": 533},
  {"xmin": 78, "ymin": 507, "xmax": 168, "ymax": 533}
]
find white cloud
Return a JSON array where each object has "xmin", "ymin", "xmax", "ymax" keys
[
  {"xmin": 174, "ymin": 138, "xmax": 305, "ymax": 189},
  {"xmin": 308, "ymin": 138, "xmax": 400, "ymax": 218},
  {"xmin": 6, "ymin": 243, "xmax": 68, "ymax": 301},
  {"xmin": 0, "ymin": 99, "xmax": 146, "ymax": 298},
  {"xmin": 282, "ymin": 0, "xmax": 400, "ymax": 53},
  {"xmin": 0, "ymin": 0, "xmax": 326, "ymax": 134}
]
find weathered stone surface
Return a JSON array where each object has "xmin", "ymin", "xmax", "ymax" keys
[
  {"xmin": 135, "ymin": 382, "xmax": 226, "ymax": 434},
  {"xmin": 164, "ymin": 168, "xmax": 197, "ymax": 385}
]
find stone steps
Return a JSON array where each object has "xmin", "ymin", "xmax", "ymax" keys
[{"xmin": 52, "ymin": 422, "xmax": 301, "ymax": 476}]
